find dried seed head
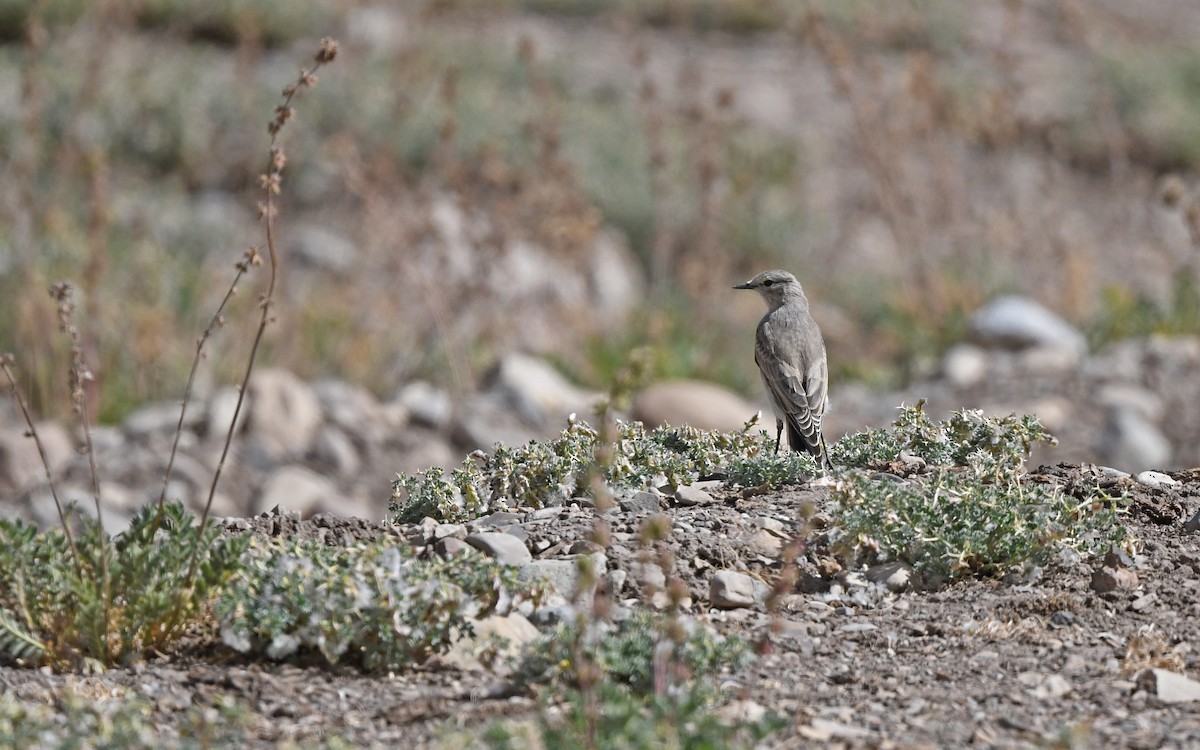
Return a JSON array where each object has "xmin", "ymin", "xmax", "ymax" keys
[
  {"xmin": 1160, "ymin": 174, "xmax": 1187, "ymax": 207},
  {"xmin": 315, "ymin": 37, "xmax": 338, "ymax": 64}
]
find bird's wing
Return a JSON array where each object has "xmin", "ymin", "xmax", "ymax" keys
[{"xmin": 755, "ymin": 320, "xmax": 826, "ymax": 453}]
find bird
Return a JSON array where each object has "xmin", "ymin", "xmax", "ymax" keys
[{"xmin": 734, "ymin": 269, "xmax": 832, "ymax": 469}]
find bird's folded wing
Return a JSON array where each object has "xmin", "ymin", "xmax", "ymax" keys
[{"xmin": 755, "ymin": 334, "xmax": 825, "ymax": 450}]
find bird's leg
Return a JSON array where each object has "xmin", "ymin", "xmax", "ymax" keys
[{"xmin": 773, "ymin": 419, "xmax": 783, "ymax": 454}]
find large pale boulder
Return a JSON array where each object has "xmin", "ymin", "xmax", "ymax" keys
[{"xmin": 632, "ymin": 380, "xmax": 759, "ymax": 433}]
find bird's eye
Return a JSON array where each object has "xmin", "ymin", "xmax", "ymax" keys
[{"xmin": 763, "ymin": 280, "xmax": 774, "ymax": 287}]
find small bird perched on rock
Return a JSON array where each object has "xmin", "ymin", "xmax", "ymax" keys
[{"xmin": 734, "ymin": 269, "xmax": 832, "ymax": 468}]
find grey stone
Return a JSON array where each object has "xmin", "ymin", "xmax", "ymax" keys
[
  {"xmin": 1138, "ymin": 669, "xmax": 1200, "ymax": 704},
  {"xmin": 632, "ymin": 380, "xmax": 759, "ymax": 433},
  {"xmin": 968, "ymin": 295, "xmax": 1087, "ymax": 356},
  {"xmin": 436, "ymin": 537, "xmax": 471, "ymax": 558},
  {"xmin": 675, "ymin": 484, "xmax": 714, "ymax": 506},
  {"xmin": 519, "ymin": 553, "xmax": 607, "ymax": 598},
  {"xmin": 1099, "ymin": 408, "xmax": 1171, "ymax": 473},
  {"xmin": 0, "ymin": 422, "xmax": 73, "ymax": 494},
  {"xmin": 434, "ymin": 523, "xmax": 467, "ymax": 540},
  {"xmin": 312, "ymin": 379, "xmax": 387, "ymax": 444},
  {"xmin": 740, "ymin": 528, "xmax": 786, "ymax": 559},
  {"xmin": 246, "ymin": 369, "xmax": 323, "ymax": 459},
  {"xmin": 1097, "ymin": 384, "xmax": 1164, "ymax": 424},
  {"xmin": 487, "ymin": 353, "xmax": 601, "ymax": 426},
  {"xmin": 311, "ymin": 428, "xmax": 361, "ymax": 477},
  {"xmin": 1090, "ymin": 565, "xmax": 1138, "ymax": 594},
  {"xmin": 1187, "ymin": 509, "xmax": 1200, "ymax": 533},
  {"xmin": 255, "ymin": 465, "xmax": 337, "ymax": 516},
  {"xmin": 395, "ymin": 381, "xmax": 452, "ymax": 429},
  {"xmin": 709, "ymin": 570, "xmax": 768, "ymax": 609},
  {"xmin": 466, "ymin": 532, "xmax": 532, "ymax": 566},
  {"xmin": 205, "ymin": 386, "xmax": 246, "ymax": 440},
  {"xmin": 866, "ymin": 561, "xmax": 913, "ymax": 592},
  {"xmin": 123, "ymin": 401, "xmax": 195, "ymax": 437},
  {"xmin": 618, "ymin": 490, "xmax": 662, "ymax": 514}
]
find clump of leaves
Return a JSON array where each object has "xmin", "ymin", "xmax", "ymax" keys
[
  {"xmin": 391, "ymin": 416, "xmax": 771, "ymax": 523},
  {"xmin": 516, "ymin": 610, "xmax": 751, "ymax": 694},
  {"xmin": 0, "ymin": 502, "xmax": 248, "ymax": 670},
  {"xmin": 829, "ymin": 405, "xmax": 1126, "ymax": 583},
  {"xmin": 216, "ymin": 539, "xmax": 545, "ymax": 671},
  {"xmin": 724, "ymin": 448, "xmax": 819, "ymax": 489},
  {"xmin": 488, "ymin": 610, "xmax": 778, "ymax": 750},
  {"xmin": 831, "ymin": 401, "xmax": 1057, "ymax": 470}
]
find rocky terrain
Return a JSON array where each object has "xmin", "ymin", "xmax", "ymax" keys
[{"xmin": 2, "ymin": 461, "xmax": 1199, "ymax": 748}]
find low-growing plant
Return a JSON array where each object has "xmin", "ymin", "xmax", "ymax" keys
[
  {"xmin": 216, "ymin": 539, "xmax": 545, "ymax": 671},
  {"xmin": 489, "ymin": 609, "xmax": 777, "ymax": 750},
  {"xmin": 0, "ymin": 691, "xmax": 253, "ymax": 750},
  {"xmin": 391, "ymin": 416, "xmax": 775, "ymax": 523},
  {"xmin": 829, "ymin": 404, "xmax": 1126, "ymax": 582},
  {"xmin": 0, "ymin": 503, "xmax": 248, "ymax": 670}
]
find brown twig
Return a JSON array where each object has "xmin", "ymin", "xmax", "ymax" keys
[{"xmin": 186, "ymin": 38, "xmax": 339, "ymax": 584}]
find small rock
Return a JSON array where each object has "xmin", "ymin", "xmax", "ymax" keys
[
  {"xmin": 675, "ymin": 484, "xmax": 714, "ymax": 507},
  {"xmin": 740, "ymin": 528, "xmax": 786, "ymax": 559},
  {"xmin": 123, "ymin": 401, "xmax": 195, "ymax": 437},
  {"xmin": 246, "ymin": 369, "xmax": 323, "ymax": 459},
  {"xmin": 311, "ymin": 428, "xmax": 361, "ymax": 477},
  {"xmin": 486, "ymin": 353, "xmax": 601, "ymax": 425},
  {"xmin": 1137, "ymin": 669, "xmax": 1200, "ymax": 704},
  {"xmin": 968, "ymin": 295, "xmax": 1087, "ymax": 356},
  {"xmin": 618, "ymin": 490, "xmax": 661, "ymax": 514},
  {"xmin": 866, "ymin": 561, "xmax": 913, "ymax": 593},
  {"xmin": 436, "ymin": 537, "xmax": 471, "ymax": 558},
  {"xmin": 466, "ymin": 532, "xmax": 532, "ymax": 566},
  {"xmin": 1186, "ymin": 509, "xmax": 1200, "ymax": 533},
  {"xmin": 1099, "ymin": 408, "xmax": 1172, "ymax": 473},
  {"xmin": 205, "ymin": 386, "xmax": 246, "ymax": 439},
  {"xmin": 1130, "ymin": 592, "xmax": 1157, "ymax": 611},
  {"xmin": 290, "ymin": 224, "xmax": 358, "ymax": 274},
  {"xmin": 255, "ymin": 466, "xmax": 337, "ymax": 516},
  {"xmin": 941, "ymin": 344, "xmax": 988, "ymax": 387},
  {"xmin": 1135, "ymin": 470, "xmax": 1177, "ymax": 489},
  {"xmin": 394, "ymin": 381, "xmax": 452, "ymax": 429},
  {"xmin": 1090, "ymin": 565, "xmax": 1138, "ymax": 594},
  {"xmin": 434, "ymin": 523, "xmax": 467, "ymax": 541},
  {"xmin": 632, "ymin": 380, "xmax": 759, "ymax": 433},
  {"xmin": 709, "ymin": 571, "xmax": 768, "ymax": 609},
  {"xmin": 441, "ymin": 613, "xmax": 539, "ymax": 673},
  {"xmin": 519, "ymin": 554, "xmax": 607, "ymax": 599},
  {"xmin": 0, "ymin": 422, "xmax": 73, "ymax": 494}
]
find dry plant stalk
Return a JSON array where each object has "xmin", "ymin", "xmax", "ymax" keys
[{"xmin": 182, "ymin": 37, "xmax": 338, "ymax": 582}]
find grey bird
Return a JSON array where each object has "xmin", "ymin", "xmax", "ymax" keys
[{"xmin": 734, "ymin": 269, "xmax": 832, "ymax": 468}]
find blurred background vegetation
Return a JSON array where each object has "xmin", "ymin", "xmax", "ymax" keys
[{"xmin": 3, "ymin": 0, "xmax": 1200, "ymax": 423}]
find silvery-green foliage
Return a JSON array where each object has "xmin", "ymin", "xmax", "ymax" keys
[{"xmin": 216, "ymin": 539, "xmax": 545, "ymax": 671}]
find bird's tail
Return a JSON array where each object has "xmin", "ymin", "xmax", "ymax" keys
[{"xmin": 786, "ymin": 420, "xmax": 833, "ymax": 470}]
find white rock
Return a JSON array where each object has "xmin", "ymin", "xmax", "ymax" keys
[
  {"xmin": 205, "ymin": 386, "xmax": 247, "ymax": 440},
  {"xmin": 246, "ymin": 369, "xmax": 322, "ymax": 459},
  {"xmin": 255, "ymin": 465, "xmax": 337, "ymax": 516},
  {"xmin": 632, "ymin": 380, "xmax": 759, "ymax": 433},
  {"xmin": 968, "ymin": 295, "xmax": 1087, "ymax": 356},
  {"xmin": 467, "ymin": 532, "xmax": 532, "ymax": 566},
  {"xmin": 941, "ymin": 344, "xmax": 988, "ymax": 387},
  {"xmin": 395, "ymin": 381, "xmax": 452, "ymax": 429},
  {"xmin": 1097, "ymin": 384, "xmax": 1165, "ymax": 424},
  {"xmin": 1139, "ymin": 668, "xmax": 1200, "ymax": 704},
  {"xmin": 311, "ymin": 427, "xmax": 361, "ymax": 477},
  {"xmin": 520, "ymin": 554, "xmax": 607, "ymax": 599},
  {"xmin": 1136, "ymin": 470, "xmax": 1177, "ymax": 489}
]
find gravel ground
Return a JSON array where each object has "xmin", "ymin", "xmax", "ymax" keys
[{"xmin": 3, "ymin": 463, "xmax": 1199, "ymax": 749}]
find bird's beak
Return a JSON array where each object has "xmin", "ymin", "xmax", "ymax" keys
[{"xmin": 733, "ymin": 280, "xmax": 754, "ymax": 290}]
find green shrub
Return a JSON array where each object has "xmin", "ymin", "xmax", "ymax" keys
[
  {"xmin": 0, "ymin": 502, "xmax": 248, "ymax": 670},
  {"xmin": 391, "ymin": 416, "xmax": 774, "ymax": 523},
  {"xmin": 829, "ymin": 405, "xmax": 1126, "ymax": 582},
  {"xmin": 215, "ymin": 539, "xmax": 545, "ymax": 671}
]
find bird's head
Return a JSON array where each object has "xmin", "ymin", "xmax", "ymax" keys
[{"xmin": 733, "ymin": 269, "xmax": 806, "ymax": 310}]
